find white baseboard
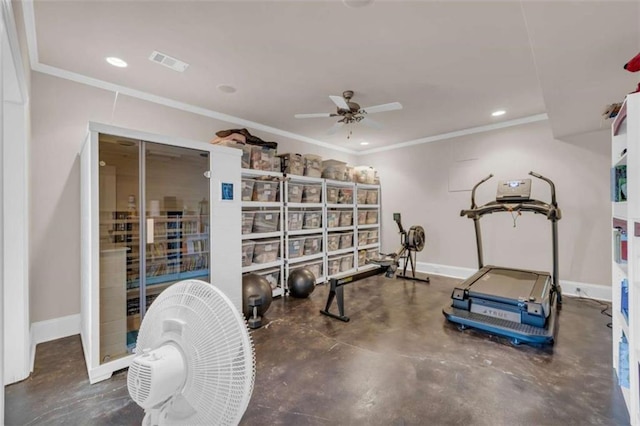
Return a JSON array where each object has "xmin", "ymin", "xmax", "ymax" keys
[
  {"xmin": 30, "ymin": 313, "xmax": 81, "ymax": 371},
  {"xmin": 414, "ymin": 261, "xmax": 612, "ymax": 302}
]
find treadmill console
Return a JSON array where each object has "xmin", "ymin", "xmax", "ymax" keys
[{"xmin": 496, "ymin": 179, "xmax": 531, "ymax": 201}]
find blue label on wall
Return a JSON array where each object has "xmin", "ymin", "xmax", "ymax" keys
[{"xmin": 221, "ymin": 182, "xmax": 234, "ymax": 201}]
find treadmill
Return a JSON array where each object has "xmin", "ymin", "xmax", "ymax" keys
[{"xmin": 442, "ymin": 171, "xmax": 562, "ymax": 345}]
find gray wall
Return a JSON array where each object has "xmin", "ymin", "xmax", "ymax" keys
[
  {"xmin": 30, "ymin": 72, "xmax": 356, "ymax": 323},
  {"xmin": 361, "ymin": 121, "xmax": 611, "ymax": 287}
]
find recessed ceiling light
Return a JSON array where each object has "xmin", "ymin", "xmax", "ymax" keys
[
  {"xmin": 491, "ymin": 110, "xmax": 506, "ymax": 117},
  {"xmin": 343, "ymin": 0, "xmax": 374, "ymax": 8},
  {"xmin": 217, "ymin": 84, "xmax": 237, "ymax": 94},
  {"xmin": 360, "ymin": 141, "xmax": 370, "ymax": 146},
  {"xmin": 106, "ymin": 57, "xmax": 128, "ymax": 68}
]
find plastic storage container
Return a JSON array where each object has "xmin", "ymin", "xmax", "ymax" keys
[
  {"xmin": 338, "ymin": 188, "xmax": 354, "ymax": 204},
  {"xmin": 366, "ymin": 248, "xmax": 380, "ymax": 260},
  {"xmin": 366, "ymin": 211, "xmax": 378, "ymax": 224},
  {"xmin": 303, "ymin": 154, "xmax": 322, "ymax": 178},
  {"xmin": 304, "ymin": 235, "xmax": 322, "ymax": 255},
  {"xmin": 253, "ymin": 239, "xmax": 280, "ymax": 264},
  {"xmin": 279, "ymin": 153, "xmax": 304, "ymax": 175},
  {"xmin": 322, "ymin": 160, "xmax": 347, "ymax": 181},
  {"xmin": 242, "ymin": 179, "xmax": 255, "ymax": 201},
  {"xmin": 339, "ymin": 254, "xmax": 354, "ymax": 272},
  {"xmin": 326, "ymin": 210, "xmax": 341, "ymax": 228},
  {"xmin": 340, "ymin": 210, "xmax": 353, "ymax": 227},
  {"xmin": 303, "ymin": 211, "xmax": 322, "ymax": 229},
  {"xmin": 252, "ymin": 180, "xmax": 278, "ymax": 202},
  {"xmin": 366, "ymin": 189, "xmax": 379, "ymax": 205},
  {"xmin": 327, "ymin": 256, "xmax": 341, "ymax": 276},
  {"xmin": 354, "ymin": 166, "xmax": 376, "ymax": 184},
  {"xmin": 302, "ymin": 184, "xmax": 322, "ymax": 203},
  {"xmin": 253, "ymin": 210, "xmax": 279, "ymax": 233},
  {"xmin": 287, "ymin": 182, "xmax": 304, "ymax": 203},
  {"xmin": 367, "ymin": 229, "xmax": 379, "ymax": 244},
  {"xmin": 358, "ymin": 231, "xmax": 369, "ymax": 246},
  {"xmin": 327, "ymin": 234, "xmax": 340, "ymax": 252},
  {"xmin": 358, "ymin": 250, "xmax": 367, "ymax": 266},
  {"xmin": 255, "ymin": 268, "xmax": 280, "ymax": 290},
  {"xmin": 251, "ymin": 146, "xmax": 276, "ymax": 171},
  {"xmin": 357, "ymin": 189, "xmax": 367, "ymax": 204},
  {"xmin": 326, "ymin": 186, "xmax": 339, "ymax": 204},
  {"xmin": 287, "ymin": 211, "xmax": 304, "ymax": 231},
  {"xmin": 357, "ymin": 210, "xmax": 367, "ymax": 225},
  {"xmin": 242, "ymin": 211, "xmax": 255, "ymax": 235},
  {"xmin": 339, "ymin": 232, "xmax": 354, "ymax": 249},
  {"xmin": 287, "ymin": 236, "xmax": 306, "ymax": 259},
  {"xmin": 242, "ymin": 241, "xmax": 256, "ymax": 267}
]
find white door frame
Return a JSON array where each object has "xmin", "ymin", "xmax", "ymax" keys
[{"xmin": 1, "ymin": 1, "xmax": 30, "ymax": 417}]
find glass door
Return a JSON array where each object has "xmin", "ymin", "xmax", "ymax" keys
[
  {"xmin": 140, "ymin": 142, "xmax": 210, "ymax": 321},
  {"xmin": 98, "ymin": 136, "xmax": 210, "ymax": 363}
]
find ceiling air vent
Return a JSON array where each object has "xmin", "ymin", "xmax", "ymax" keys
[{"xmin": 149, "ymin": 51, "xmax": 189, "ymax": 72}]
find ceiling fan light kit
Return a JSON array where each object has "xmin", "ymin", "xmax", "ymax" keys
[{"xmin": 295, "ymin": 90, "xmax": 402, "ymax": 136}]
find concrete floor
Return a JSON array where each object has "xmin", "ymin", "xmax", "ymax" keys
[{"xmin": 5, "ymin": 274, "xmax": 629, "ymax": 425}]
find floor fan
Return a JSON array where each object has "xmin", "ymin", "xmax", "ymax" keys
[{"xmin": 127, "ymin": 280, "xmax": 255, "ymax": 425}]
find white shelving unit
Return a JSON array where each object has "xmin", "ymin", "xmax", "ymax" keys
[
  {"xmin": 355, "ymin": 183, "xmax": 381, "ymax": 271},
  {"xmin": 241, "ymin": 169, "xmax": 285, "ymax": 298},
  {"xmin": 325, "ymin": 179, "xmax": 357, "ymax": 279},
  {"xmin": 284, "ymin": 175, "xmax": 326, "ymax": 287},
  {"xmin": 611, "ymin": 93, "xmax": 639, "ymax": 425}
]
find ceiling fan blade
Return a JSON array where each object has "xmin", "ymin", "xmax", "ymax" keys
[
  {"xmin": 360, "ymin": 102, "xmax": 403, "ymax": 115},
  {"xmin": 327, "ymin": 121, "xmax": 345, "ymax": 135},
  {"xmin": 360, "ymin": 117, "xmax": 383, "ymax": 130},
  {"xmin": 294, "ymin": 113, "xmax": 332, "ymax": 119},
  {"xmin": 329, "ymin": 95, "xmax": 350, "ymax": 110}
]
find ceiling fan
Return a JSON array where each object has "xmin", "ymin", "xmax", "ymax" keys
[{"xmin": 294, "ymin": 90, "xmax": 402, "ymax": 135}]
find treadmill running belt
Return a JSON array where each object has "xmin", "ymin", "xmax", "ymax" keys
[{"xmin": 468, "ymin": 268, "xmax": 540, "ymax": 301}]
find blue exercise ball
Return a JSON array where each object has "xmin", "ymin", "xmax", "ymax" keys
[
  {"xmin": 288, "ymin": 268, "xmax": 316, "ymax": 298},
  {"xmin": 242, "ymin": 273, "xmax": 273, "ymax": 318}
]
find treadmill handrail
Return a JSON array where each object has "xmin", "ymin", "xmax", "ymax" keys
[
  {"xmin": 470, "ymin": 174, "xmax": 494, "ymax": 209},
  {"xmin": 529, "ymin": 171, "xmax": 557, "ymax": 208},
  {"xmin": 461, "ymin": 200, "xmax": 561, "ymax": 221}
]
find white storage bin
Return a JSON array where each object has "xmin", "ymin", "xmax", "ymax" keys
[
  {"xmin": 340, "ymin": 210, "xmax": 353, "ymax": 227},
  {"xmin": 327, "ymin": 256, "xmax": 341, "ymax": 276},
  {"xmin": 242, "ymin": 241, "xmax": 255, "ymax": 267},
  {"xmin": 252, "ymin": 180, "xmax": 278, "ymax": 202},
  {"xmin": 303, "ymin": 154, "xmax": 322, "ymax": 178},
  {"xmin": 287, "ymin": 182, "xmax": 304, "ymax": 203},
  {"xmin": 242, "ymin": 179, "xmax": 255, "ymax": 201},
  {"xmin": 338, "ymin": 188, "xmax": 354, "ymax": 204},
  {"xmin": 303, "ymin": 211, "xmax": 322, "ymax": 229},
  {"xmin": 242, "ymin": 211, "xmax": 255, "ymax": 235},
  {"xmin": 253, "ymin": 239, "xmax": 280, "ymax": 264},
  {"xmin": 366, "ymin": 248, "xmax": 380, "ymax": 260},
  {"xmin": 304, "ymin": 235, "xmax": 323, "ymax": 255},
  {"xmin": 339, "ymin": 231, "xmax": 354, "ymax": 249},
  {"xmin": 366, "ymin": 189, "xmax": 379, "ymax": 204},
  {"xmin": 280, "ymin": 153, "xmax": 304, "ymax": 175},
  {"xmin": 357, "ymin": 210, "xmax": 367, "ymax": 225},
  {"xmin": 358, "ymin": 231, "xmax": 369, "ymax": 246},
  {"xmin": 253, "ymin": 210, "xmax": 280, "ymax": 233},
  {"xmin": 327, "ymin": 234, "xmax": 340, "ymax": 252},
  {"xmin": 326, "ymin": 186, "xmax": 339, "ymax": 204},
  {"xmin": 326, "ymin": 210, "xmax": 341, "ymax": 228},
  {"xmin": 358, "ymin": 250, "xmax": 367, "ymax": 266},
  {"xmin": 288, "ymin": 211, "xmax": 304, "ymax": 231},
  {"xmin": 302, "ymin": 184, "xmax": 322, "ymax": 203},
  {"xmin": 367, "ymin": 229, "xmax": 379, "ymax": 244},
  {"xmin": 339, "ymin": 254, "xmax": 354, "ymax": 272},
  {"xmin": 357, "ymin": 189, "xmax": 367, "ymax": 204},
  {"xmin": 322, "ymin": 160, "xmax": 347, "ymax": 181},
  {"xmin": 287, "ymin": 236, "xmax": 306, "ymax": 258},
  {"xmin": 366, "ymin": 210, "xmax": 378, "ymax": 224},
  {"xmin": 250, "ymin": 146, "xmax": 276, "ymax": 171}
]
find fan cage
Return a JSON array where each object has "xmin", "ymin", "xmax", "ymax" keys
[{"xmin": 132, "ymin": 280, "xmax": 255, "ymax": 425}]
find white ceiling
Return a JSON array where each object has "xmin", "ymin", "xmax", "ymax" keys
[{"xmin": 23, "ymin": 0, "xmax": 640, "ymax": 152}]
